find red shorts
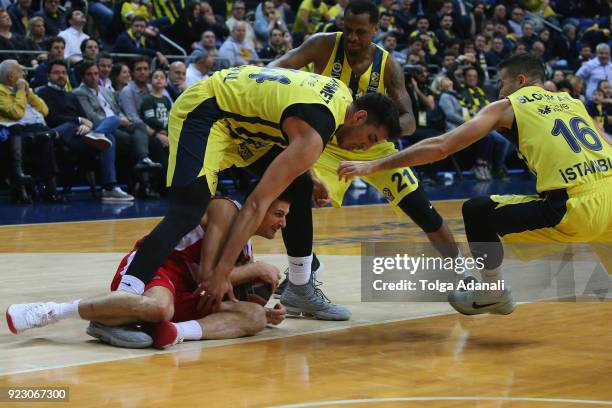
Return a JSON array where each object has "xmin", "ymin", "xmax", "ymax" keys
[{"xmin": 110, "ymin": 250, "xmax": 211, "ymax": 322}]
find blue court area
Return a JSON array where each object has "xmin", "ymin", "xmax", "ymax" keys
[{"xmin": 0, "ymin": 171, "xmax": 536, "ymax": 226}]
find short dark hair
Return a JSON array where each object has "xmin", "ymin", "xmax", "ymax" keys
[
  {"xmin": 345, "ymin": 0, "xmax": 379, "ymax": 24},
  {"xmin": 47, "ymin": 59, "xmax": 67, "ymax": 74},
  {"xmin": 80, "ymin": 38, "xmax": 98, "ymax": 54},
  {"xmin": 353, "ymin": 93, "xmax": 401, "ymax": 141},
  {"xmin": 151, "ymin": 67, "xmax": 167, "ymax": 78},
  {"xmin": 46, "ymin": 36, "xmax": 65, "ymax": 51},
  {"xmin": 132, "ymin": 15, "xmax": 147, "ymax": 24},
  {"xmin": 80, "ymin": 60, "xmax": 98, "ymax": 77},
  {"xmin": 130, "ymin": 55, "xmax": 151, "ymax": 71},
  {"xmin": 98, "ymin": 52, "xmax": 112, "ymax": 62},
  {"xmin": 498, "ymin": 53, "xmax": 546, "ymax": 83},
  {"xmin": 66, "ymin": 8, "xmax": 83, "ymax": 23}
]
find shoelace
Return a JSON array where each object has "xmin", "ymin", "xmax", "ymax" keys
[{"xmin": 312, "ymin": 278, "xmax": 331, "ymax": 304}]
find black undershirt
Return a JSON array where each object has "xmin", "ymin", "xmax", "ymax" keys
[{"xmin": 280, "ymin": 103, "xmax": 337, "ymax": 146}]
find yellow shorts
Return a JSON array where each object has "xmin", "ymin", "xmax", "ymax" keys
[
  {"xmin": 492, "ymin": 177, "xmax": 612, "ymax": 271},
  {"xmin": 313, "ymin": 139, "xmax": 419, "ymax": 211}
]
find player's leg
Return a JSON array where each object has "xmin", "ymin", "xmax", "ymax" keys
[
  {"xmin": 119, "ymin": 98, "xmax": 223, "ymax": 294},
  {"xmin": 358, "ymin": 142, "xmax": 459, "ymax": 258},
  {"xmin": 244, "ymin": 146, "xmax": 351, "ymax": 320},
  {"xmin": 150, "ymin": 301, "xmax": 268, "ymax": 349},
  {"xmin": 449, "ymin": 193, "xmax": 571, "ymax": 315}
]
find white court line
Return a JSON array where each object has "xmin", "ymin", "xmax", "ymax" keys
[
  {"xmin": 269, "ymin": 396, "xmax": 612, "ymax": 407},
  {"xmin": 0, "ymin": 310, "xmax": 454, "ymax": 377}
]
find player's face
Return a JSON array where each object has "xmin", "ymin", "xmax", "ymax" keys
[
  {"xmin": 343, "ymin": 12, "xmax": 377, "ymax": 55},
  {"xmin": 337, "ymin": 110, "xmax": 388, "ymax": 151},
  {"xmin": 255, "ymin": 200, "xmax": 290, "ymax": 239},
  {"xmin": 498, "ymin": 68, "xmax": 523, "ymax": 99}
]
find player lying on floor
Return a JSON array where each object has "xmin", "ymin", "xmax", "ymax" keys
[{"xmin": 6, "ymin": 195, "xmax": 289, "ymax": 349}]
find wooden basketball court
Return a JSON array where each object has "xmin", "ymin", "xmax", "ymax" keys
[{"xmin": 0, "ymin": 201, "xmax": 610, "ymax": 407}]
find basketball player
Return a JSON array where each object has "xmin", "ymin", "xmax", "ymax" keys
[
  {"xmin": 338, "ymin": 53, "xmax": 612, "ymax": 315},
  {"xmin": 112, "ymin": 65, "xmax": 400, "ymax": 322},
  {"xmin": 270, "ymin": 0, "xmax": 459, "ymax": 305},
  {"xmin": 6, "ymin": 195, "xmax": 290, "ymax": 349}
]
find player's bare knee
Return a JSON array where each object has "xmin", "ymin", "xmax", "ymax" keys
[{"xmin": 141, "ymin": 297, "xmax": 174, "ymax": 322}]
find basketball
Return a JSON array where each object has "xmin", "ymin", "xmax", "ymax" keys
[{"xmin": 233, "ymin": 279, "xmax": 273, "ymax": 306}]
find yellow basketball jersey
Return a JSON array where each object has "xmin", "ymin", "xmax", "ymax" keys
[
  {"xmin": 181, "ymin": 65, "xmax": 352, "ymax": 149},
  {"xmin": 508, "ymin": 86, "xmax": 612, "ymax": 193},
  {"xmin": 321, "ymin": 32, "xmax": 388, "ymax": 97}
]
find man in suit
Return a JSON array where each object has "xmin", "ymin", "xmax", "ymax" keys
[{"xmin": 73, "ymin": 61, "xmax": 161, "ymax": 200}]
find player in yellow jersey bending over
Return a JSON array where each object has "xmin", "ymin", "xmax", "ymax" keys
[
  {"xmin": 116, "ymin": 65, "xmax": 401, "ymax": 321},
  {"xmin": 270, "ymin": 0, "xmax": 459, "ymax": 314},
  {"xmin": 339, "ymin": 53, "xmax": 612, "ymax": 315}
]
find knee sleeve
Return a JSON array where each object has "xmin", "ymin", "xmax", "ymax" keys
[
  {"xmin": 281, "ymin": 172, "xmax": 314, "ymax": 257},
  {"xmin": 397, "ymin": 186, "xmax": 444, "ymax": 233}
]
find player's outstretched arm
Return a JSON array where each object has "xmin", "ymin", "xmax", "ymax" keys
[
  {"xmin": 338, "ymin": 99, "xmax": 514, "ymax": 179},
  {"xmin": 385, "ymin": 56, "xmax": 417, "ymax": 136},
  {"xmin": 196, "ymin": 199, "xmax": 239, "ymax": 286},
  {"xmin": 200, "ymin": 117, "xmax": 325, "ymax": 312},
  {"xmin": 268, "ymin": 33, "xmax": 327, "ymax": 69}
]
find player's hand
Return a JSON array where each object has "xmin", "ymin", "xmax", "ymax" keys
[
  {"xmin": 256, "ymin": 262, "xmax": 281, "ymax": 294},
  {"xmin": 337, "ymin": 160, "xmax": 376, "ymax": 182},
  {"xmin": 196, "ymin": 270, "xmax": 237, "ymax": 313},
  {"xmin": 312, "ymin": 175, "xmax": 331, "ymax": 207},
  {"xmin": 265, "ymin": 303, "xmax": 286, "ymax": 325}
]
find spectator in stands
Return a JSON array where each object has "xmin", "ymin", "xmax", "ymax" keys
[
  {"xmin": 292, "ymin": 0, "xmax": 328, "ymax": 37},
  {"xmin": 0, "ymin": 7, "xmax": 27, "ymax": 65},
  {"xmin": 110, "ymin": 62, "xmax": 131, "ymax": 93},
  {"xmin": 114, "ymin": 16, "xmax": 169, "ymax": 67},
  {"xmin": 520, "ymin": 21, "xmax": 537, "ymax": 49},
  {"xmin": 254, "ymin": 0, "xmax": 287, "ymax": 43},
  {"xmin": 508, "ymin": 6, "xmax": 525, "ymax": 37},
  {"xmin": 576, "ymin": 43, "xmax": 612, "ymax": 100},
  {"xmin": 258, "ymin": 26, "xmax": 289, "ymax": 61},
  {"xmin": 492, "ymin": 4, "xmax": 507, "ymax": 24},
  {"xmin": 186, "ymin": 50, "xmax": 214, "ymax": 86},
  {"xmin": 59, "ymin": 10, "xmax": 89, "ymax": 63},
  {"xmin": 192, "ymin": 30, "xmax": 228, "ymax": 70},
  {"xmin": 410, "ymin": 16, "xmax": 438, "ymax": 56},
  {"xmin": 140, "ymin": 68, "xmax": 171, "ymax": 173},
  {"xmin": 567, "ymin": 74, "xmax": 586, "ymax": 103},
  {"xmin": 432, "ymin": 74, "xmax": 464, "ymax": 133},
  {"xmin": 435, "ymin": 13, "xmax": 457, "ymax": 50},
  {"xmin": 36, "ymin": 60, "xmax": 123, "ymax": 199},
  {"xmin": 0, "ymin": 59, "xmax": 64, "ymax": 203},
  {"xmin": 484, "ymin": 34, "xmax": 508, "ymax": 69},
  {"xmin": 586, "ymin": 87, "xmax": 612, "ymax": 134},
  {"xmin": 73, "ymin": 38, "xmax": 100, "ymax": 83},
  {"xmin": 543, "ymin": 80, "xmax": 557, "ymax": 92},
  {"xmin": 200, "ymin": 1, "xmax": 230, "ymax": 42},
  {"xmin": 578, "ymin": 44, "xmax": 593, "ymax": 67},
  {"xmin": 121, "ymin": 0, "xmax": 152, "ymax": 28},
  {"xmin": 33, "ymin": 0, "xmax": 66, "ymax": 37},
  {"xmin": 552, "ymin": 70, "xmax": 565, "ymax": 84},
  {"xmin": 167, "ymin": 1, "xmax": 208, "ymax": 52},
  {"xmin": 31, "ymin": 36, "xmax": 77, "ymax": 89},
  {"xmin": 74, "ymin": 61, "xmax": 160, "ymax": 199},
  {"xmin": 7, "ymin": 0, "xmax": 31, "ymax": 36},
  {"xmin": 118, "ymin": 56, "xmax": 154, "ymax": 135},
  {"xmin": 468, "ymin": 0, "xmax": 486, "ymax": 37},
  {"xmin": 318, "ymin": 9, "xmax": 343, "ymax": 32},
  {"xmin": 150, "ymin": 0, "xmax": 180, "ymax": 27},
  {"xmin": 218, "ymin": 21, "xmax": 259, "ymax": 66},
  {"xmin": 98, "ymin": 53, "xmax": 113, "ymax": 90},
  {"xmin": 375, "ymin": 11, "xmax": 395, "ymax": 42},
  {"xmin": 460, "ymin": 66, "xmax": 513, "ymax": 180},
  {"xmin": 165, "ymin": 61, "xmax": 186, "ymax": 101},
  {"xmin": 553, "ymin": 24, "xmax": 579, "ymax": 70},
  {"xmin": 255, "ymin": 0, "xmax": 290, "ymax": 37},
  {"xmin": 598, "ymin": 79, "xmax": 612, "ymax": 102},
  {"xmin": 393, "ymin": 0, "xmax": 416, "ymax": 34},
  {"xmin": 23, "ymin": 17, "xmax": 47, "ymax": 68},
  {"xmin": 226, "ymin": 0, "xmax": 258, "ymax": 49}
]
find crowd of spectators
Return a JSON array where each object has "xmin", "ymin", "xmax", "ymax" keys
[{"xmin": 0, "ymin": 0, "xmax": 611, "ymax": 203}]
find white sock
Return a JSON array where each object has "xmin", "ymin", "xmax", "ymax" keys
[
  {"xmin": 57, "ymin": 300, "xmax": 81, "ymax": 320},
  {"xmin": 117, "ymin": 275, "xmax": 145, "ymax": 295},
  {"xmin": 174, "ymin": 320, "xmax": 203, "ymax": 341},
  {"xmin": 288, "ymin": 255, "xmax": 312, "ymax": 285},
  {"xmin": 481, "ymin": 266, "xmax": 507, "ymax": 297}
]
